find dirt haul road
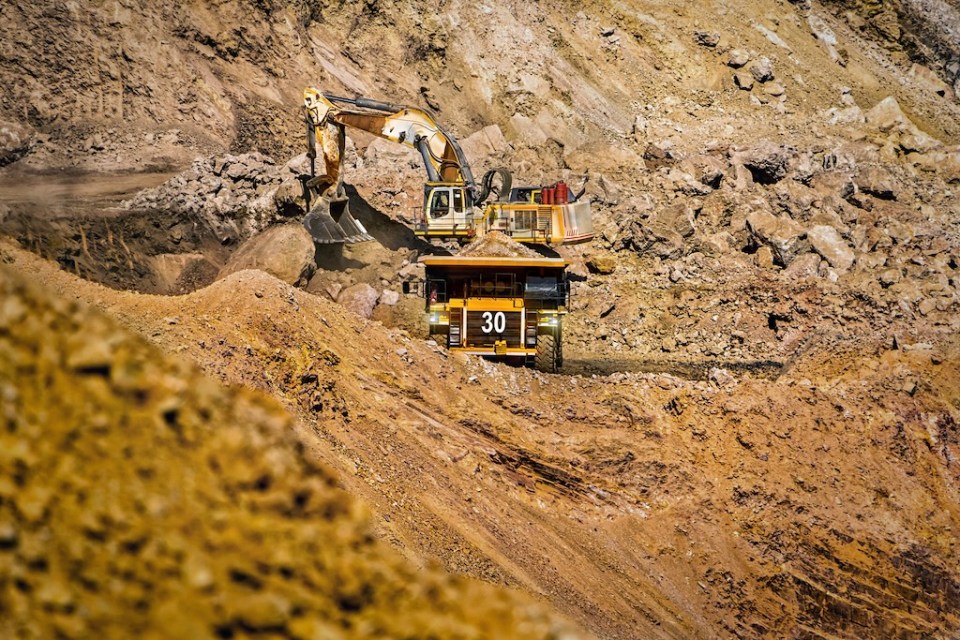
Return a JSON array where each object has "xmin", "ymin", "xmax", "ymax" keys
[{"xmin": 5, "ymin": 240, "xmax": 959, "ymax": 639}]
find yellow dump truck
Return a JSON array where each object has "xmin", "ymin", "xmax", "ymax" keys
[{"xmin": 411, "ymin": 255, "xmax": 569, "ymax": 372}]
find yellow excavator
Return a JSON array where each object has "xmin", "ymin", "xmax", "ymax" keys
[{"xmin": 300, "ymin": 88, "xmax": 593, "ymax": 246}]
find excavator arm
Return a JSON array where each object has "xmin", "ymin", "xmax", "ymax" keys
[
  {"xmin": 304, "ymin": 88, "xmax": 479, "ymax": 198},
  {"xmin": 301, "ymin": 88, "xmax": 513, "ymax": 244}
]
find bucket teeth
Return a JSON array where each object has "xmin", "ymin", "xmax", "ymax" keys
[
  {"xmin": 335, "ymin": 208, "xmax": 374, "ymax": 244},
  {"xmin": 302, "ymin": 197, "xmax": 373, "ymax": 244}
]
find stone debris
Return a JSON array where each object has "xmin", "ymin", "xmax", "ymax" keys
[
  {"xmin": 122, "ymin": 152, "xmax": 301, "ymax": 243},
  {"xmin": 0, "ymin": 119, "xmax": 34, "ymax": 167},
  {"xmin": 694, "ymin": 31, "xmax": 720, "ymax": 47}
]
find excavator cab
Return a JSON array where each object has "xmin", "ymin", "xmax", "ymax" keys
[{"xmin": 419, "ymin": 183, "xmax": 477, "ymax": 239}]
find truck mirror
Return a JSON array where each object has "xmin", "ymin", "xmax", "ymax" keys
[{"xmin": 402, "ymin": 281, "xmax": 411, "ymax": 294}]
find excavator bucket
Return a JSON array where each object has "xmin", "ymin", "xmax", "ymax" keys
[{"xmin": 303, "ymin": 196, "xmax": 374, "ymax": 245}]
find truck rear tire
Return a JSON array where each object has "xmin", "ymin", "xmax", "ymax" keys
[{"xmin": 535, "ymin": 333, "xmax": 559, "ymax": 373}]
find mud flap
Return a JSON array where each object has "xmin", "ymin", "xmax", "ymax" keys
[{"xmin": 303, "ymin": 196, "xmax": 374, "ymax": 245}]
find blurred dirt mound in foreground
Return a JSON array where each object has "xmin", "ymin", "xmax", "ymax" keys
[{"xmin": 0, "ymin": 266, "xmax": 582, "ymax": 640}]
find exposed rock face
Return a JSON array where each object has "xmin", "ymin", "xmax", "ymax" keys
[
  {"xmin": 820, "ymin": 0, "xmax": 960, "ymax": 94},
  {"xmin": 217, "ymin": 223, "xmax": 316, "ymax": 286},
  {"xmin": 459, "ymin": 124, "xmax": 509, "ymax": 161}
]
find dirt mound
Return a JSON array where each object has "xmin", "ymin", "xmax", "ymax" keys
[
  {"xmin": 6, "ymin": 240, "xmax": 960, "ymax": 639},
  {"xmin": 458, "ymin": 230, "xmax": 543, "ymax": 258},
  {"xmin": 0, "ymin": 263, "xmax": 583, "ymax": 640}
]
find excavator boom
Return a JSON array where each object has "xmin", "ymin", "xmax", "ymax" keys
[{"xmin": 311, "ymin": 92, "xmax": 477, "ymax": 192}]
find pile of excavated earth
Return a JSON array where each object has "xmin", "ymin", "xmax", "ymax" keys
[
  {"xmin": 0, "ymin": 260, "xmax": 581, "ymax": 640},
  {"xmin": 2, "ymin": 0, "xmax": 960, "ymax": 638}
]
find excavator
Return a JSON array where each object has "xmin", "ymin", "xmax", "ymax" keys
[{"xmin": 300, "ymin": 87, "xmax": 593, "ymax": 246}]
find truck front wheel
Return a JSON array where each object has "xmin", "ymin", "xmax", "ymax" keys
[{"xmin": 535, "ymin": 333, "xmax": 559, "ymax": 373}]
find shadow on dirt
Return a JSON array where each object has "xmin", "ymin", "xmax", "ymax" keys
[
  {"xmin": 561, "ymin": 357, "xmax": 784, "ymax": 380},
  {"xmin": 344, "ymin": 184, "xmax": 450, "ymax": 256}
]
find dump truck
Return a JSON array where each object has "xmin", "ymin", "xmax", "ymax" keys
[{"xmin": 405, "ymin": 251, "xmax": 569, "ymax": 373}]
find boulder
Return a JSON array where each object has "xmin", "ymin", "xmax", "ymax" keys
[
  {"xmin": 643, "ymin": 141, "xmax": 676, "ymax": 168},
  {"xmin": 749, "ymin": 57, "xmax": 774, "ymax": 83},
  {"xmin": 338, "ymin": 283, "xmax": 380, "ymax": 318},
  {"xmin": 586, "ymin": 254, "xmax": 618, "ymax": 274},
  {"xmin": 650, "ymin": 203, "xmax": 697, "ymax": 238},
  {"xmin": 217, "ymin": 224, "xmax": 316, "ymax": 286},
  {"xmin": 694, "ymin": 31, "xmax": 720, "ymax": 47},
  {"xmin": 755, "ymin": 245, "xmax": 776, "ymax": 269},
  {"xmin": 626, "ymin": 221, "xmax": 685, "ymax": 259},
  {"xmin": 745, "ymin": 209, "xmax": 807, "ymax": 265},
  {"xmin": 379, "ymin": 289, "xmax": 401, "ymax": 306},
  {"xmin": 783, "ymin": 252, "xmax": 822, "ymax": 279},
  {"xmin": 273, "ymin": 177, "xmax": 308, "ymax": 216},
  {"xmin": 807, "ymin": 225, "xmax": 854, "ymax": 272},
  {"xmin": 730, "ymin": 141, "xmax": 793, "ymax": 184},
  {"xmin": 907, "ymin": 63, "xmax": 951, "ymax": 97},
  {"xmin": 763, "ymin": 83, "xmax": 786, "ymax": 97},
  {"xmin": 697, "ymin": 232, "xmax": 736, "ymax": 255},
  {"xmin": 733, "ymin": 72, "xmax": 754, "ymax": 91},
  {"xmin": 727, "ymin": 49, "xmax": 750, "ymax": 68},
  {"xmin": 865, "ymin": 96, "xmax": 942, "ymax": 153},
  {"xmin": 0, "ymin": 120, "xmax": 35, "ymax": 166},
  {"xmin": 855, "ymin": 167, "xmax": 897, "ymax": 200}
]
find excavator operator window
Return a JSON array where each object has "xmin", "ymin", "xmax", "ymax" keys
[
  {"xmin": 452, "ymin": 188, "xmax": 464, "ymax": 213},
  {"xmin": 429, "ymin": 189, "xmax": 450, "ymax": 218}
]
